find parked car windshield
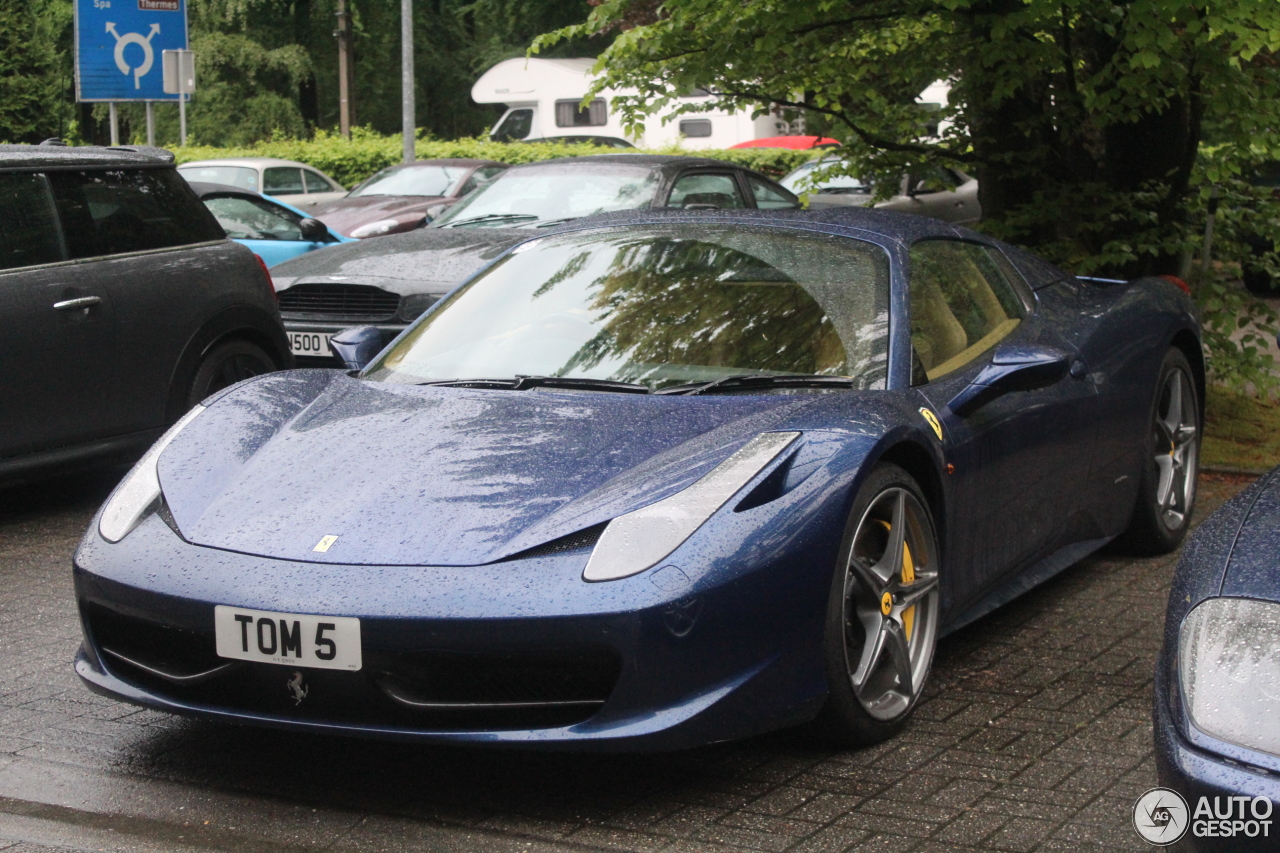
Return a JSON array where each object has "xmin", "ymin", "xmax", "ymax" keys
[
  {"xmin": 430, "ymin": 165, "xmax": 660, "ymax": 228},
  {"xmin": 366, "ymin": 225, "xmax": 890, "ymax": 391},
  {"xmin": 178, "ymin": 165, "xmax": 260, "ymax": 192},
  {"xmin": 348, "ymin": 165, "xmax": 469, "ymax": 198},
  {"xmin": 781, "ymin": 160, "xmax": 869, "ymax": 194}
]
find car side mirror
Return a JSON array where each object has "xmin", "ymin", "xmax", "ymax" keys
[
  {"xmin": 946, "ymin": 344, "xmax": 1071, "ymax": 417},
  {"xmin": 328, "ymin": 326, "xmax": 384, "ymax": 371},
  {"xmin": 298, "ymin": 218, "xmax": 330, "ymax": 242}
]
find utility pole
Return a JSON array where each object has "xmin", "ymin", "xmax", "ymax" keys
[
  {"xmin": 401, "ymin": 0, "xmax": 414, "ymax": 163},
  {"xmin": 336, "ymin": 0, "xmax": 353, "ymax": 139}
]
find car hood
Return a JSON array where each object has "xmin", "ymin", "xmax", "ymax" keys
[
  {"xmin": 1219, "ymin": 468, "xmax": 1280, "ymax": 601},
  {"xmin": 270, "ymin": 227, "xmax": 527, "ymax": 297},
  {"xmin": 156, "ymin": 371, "xmax": 817, "ymax": 567},
  {"xmin": 310, "ymin": 195, "xmax": 449, "ymax": 236}
]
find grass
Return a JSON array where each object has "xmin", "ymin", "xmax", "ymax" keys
[{"xmin": 1203, "ymin": 385, "xmax": 1280, "ymax": 471}]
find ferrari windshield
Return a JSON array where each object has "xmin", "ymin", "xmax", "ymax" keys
[
  {"xmin": 430, "ymin": 165, "xmax": 659, "ymax": 228},
  {"xmin": 349, "ymin": 165, "xmax": 467, "ymax": 198},
  {"xmin": 366, "ymin": 225, "xmax": 890, "ymax": 391}
]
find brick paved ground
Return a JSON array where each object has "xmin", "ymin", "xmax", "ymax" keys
[{"xmin": 0, "ymin": 471, "xmax": 1254, "ymax": 853}]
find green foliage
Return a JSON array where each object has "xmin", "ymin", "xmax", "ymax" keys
[
  {"xmin": 173, "ymin": 130, "xmax": 816, "ymax": 187},
  {"xmin": 0, "ymin": 0, "xmax": 73, "ymax": 143},
  {"xmin": 537, "ymin": 0, "xmax": 1280, "ymax": 394}
]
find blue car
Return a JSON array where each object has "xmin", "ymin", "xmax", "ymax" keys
[
  {"xmin": 188, "ymin": 181, "xmax": 351, "ymax": 267},
  {"xmin": 73, "ymin": 208, "xmax": 1200, "ymax": 750},
  {"xmin": 1155, "ymin": 468, "xmax": 1280, "ymax": 850}
]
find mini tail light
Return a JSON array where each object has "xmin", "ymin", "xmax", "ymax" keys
[
  {"xmin": 254, "ymin": 254, "xmax": 278, "ymax": 302},
  {"xmin": 1159, "ymin": 274, "xmax": 1191, "ymax": 295}
]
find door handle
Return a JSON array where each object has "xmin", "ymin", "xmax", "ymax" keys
[{"xmin": 54, "ymin": 296, "xmax": 102, "ymax": 311}]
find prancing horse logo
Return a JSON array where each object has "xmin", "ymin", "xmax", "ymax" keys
[{"xmin": 287, "ymin": 671, "xmax": 309, "ymax": 705}]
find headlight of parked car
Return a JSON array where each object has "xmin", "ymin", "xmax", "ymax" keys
[
  {"xmin": 1180, "ymin": 597, "xmax": 1280, "ymax": 757},
  {"xmin": 582, "ymin": 432, "xmax": 799, "ymax": 582},
  {"xmin": 98, "ymin": 405, "xmax": 205, "ymax": 543},
  {"xmin": 351, "ymin": 217, "xmax": 422, "ymax": 239}
]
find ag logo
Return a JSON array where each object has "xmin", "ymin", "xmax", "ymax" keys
[
  {"xmin": 1133, "ymin": 787, "xmax": 1189, "ymax": 845},
  {"xmin": 918, "ymin": 407, "xmax": 943, "ymax": 441}
]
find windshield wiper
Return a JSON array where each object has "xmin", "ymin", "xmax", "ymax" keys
[
  {"xmin": 655, "ymin": 374, "xmax": 856, "ymax": 395},
  {"xmin": 534, "ymin": 216, "xmax": 582, "ymax": 229},
  {"xmin": 416, "ymin": 375, "xmax": 650, "ymax": 394},
  {"xmin": 440, "ymin": 213, "xmax": 538, "ymax": 228}
]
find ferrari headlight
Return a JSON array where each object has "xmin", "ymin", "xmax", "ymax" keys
[
  {"xmin": 98, "ymin": 405, "xmax": 205, "ymax": 543},
  {"xmin": 582, "ymin": 432, "xmax": 799, "ymax": 582},
  {"xmin": 1180, "ymin": 597, "xmax": 1280, "ymax": 757}
]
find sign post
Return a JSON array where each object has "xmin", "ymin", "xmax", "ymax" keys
[
  {"xmin": 162, "ymin": 49, "xmax": 196, "ymax": 145},
  {"xmin": 75, "ymin": 0, "xmax": 189, "ymax": 144}
]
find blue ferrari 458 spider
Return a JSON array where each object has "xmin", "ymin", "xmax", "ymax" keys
[{"xmin": 74, "ymin": 208, "xmax": 1202, "ymax": 750}]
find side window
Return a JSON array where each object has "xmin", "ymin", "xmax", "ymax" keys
[
  {"xmin": 555, "ymin": 98, "xmax": 607, "ymax": 128},
  {"xmin": 910, "ymin": 167, "xmax": 962, "ymax": 195},
  {"xmin": 908, "ymin": 240, "xmax": 1026, "ymax": 382},
  {"xmin": 263, "ymin": 167, "xmax": 305, "ymax": 195},
  {"xmin": 47, "ymin": 169, "xmax": 225, "ymax": 259},
  {"xmin": 0, "ymin": 173, "xmax": 65, "ymax": 270},
  {"xmin": 303, "ymin": 170, "xmax": 335, "ymax": 193},
  {"xmin": 748, "ymin": 176, "xmax": 799, "ymax": 210},
  {"xmin": 679, "ymin": 119, "xmax": 713, "ymax": 138},
  {"xmin": 203, "ymin": 196, "xmax": 304, "ymax": 241},
  {"xmin": 666, "ymin": 173, "xmax": 745, "ymax": 209}
]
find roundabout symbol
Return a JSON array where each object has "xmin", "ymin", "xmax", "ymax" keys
[{"xmin": 105, "ymin": 22, "xmax": 160, "ymax": 89}]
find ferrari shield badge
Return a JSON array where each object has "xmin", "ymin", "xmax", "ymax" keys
[
  {"xmin": 313, "ymin": 535, "xmax": 339, "ymax": 553},
  {"xmin": 919, "ymin": 407, "xmax": 943, "ymax": 441}
]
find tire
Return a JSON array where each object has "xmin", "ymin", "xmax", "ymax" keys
[
  {"xmin": 1114, "ymin": 348, "xmax": 1201, "ymax": 555},
  {"xmin": 810, "ymin": 463, "xmax": 941, "ymax": 748},
  {"xmin": 186, "ymin": 339, "xmax": 277, "ymax": 409}
]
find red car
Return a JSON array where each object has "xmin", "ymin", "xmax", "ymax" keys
[{"xmin": 310, "ymin": 159, "xmax": 507, "ymax": 239}]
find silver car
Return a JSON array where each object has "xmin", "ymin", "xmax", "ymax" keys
[
  {"xmin": 781, "ymin": 157, "xmax": 981, "ymax": 224},
  {"xmin": 178, "ymin": 157, "xmax": 346, "ymax": 209}
]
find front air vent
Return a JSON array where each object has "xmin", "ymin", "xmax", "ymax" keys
[
  {"xmin": 505, "ymin": 523, "xmax": 608, "ymax": 561},
  {"xmin": 278, "ymin": 283, "xmax": 401, "ymax": 321}
]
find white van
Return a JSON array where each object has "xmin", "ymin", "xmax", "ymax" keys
[{"xmin": 472, "ymin": 58, "xmax": 790, "ymax": 149}]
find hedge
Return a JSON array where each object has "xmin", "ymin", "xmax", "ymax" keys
[{"xmin": 172, "ymin": 129, "xmax": 824, "ymax": 188}]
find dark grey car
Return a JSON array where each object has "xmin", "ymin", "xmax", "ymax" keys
[
  {"xmin": 270, "ymin": 154, "xmax": 800, "ymax": 363},
  {"xmin": 0, "ymin": 144, "xmax": 291, "ymax": 483}
]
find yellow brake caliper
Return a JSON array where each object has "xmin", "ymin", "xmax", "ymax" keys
[{"xmin": 875, "ymin": 520, "xmax": 916, "ymax": 641}]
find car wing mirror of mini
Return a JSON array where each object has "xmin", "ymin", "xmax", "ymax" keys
[
  {"xmin": 946, "ymin": 343, "xmax": 1071, "ymax": 417},
  {"xmin": 298, "ymin": 218, "xmax": 331, "ymax": 242},
  {"xmin": 328, "ymin": 326, "xmax": 384, "ymax": 371}
]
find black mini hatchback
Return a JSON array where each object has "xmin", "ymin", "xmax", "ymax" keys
[{"xmin": 0, "ymin": 143, "xmax": 290, "ymax": 483}]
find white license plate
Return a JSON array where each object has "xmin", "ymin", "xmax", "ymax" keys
[
  {"xmin": 214, "ymin": 605, "xmax": 361, "ymax": 671},
  {"xmin": 289, "ymin": 331, "xmax": 332, "ymax": 357}
]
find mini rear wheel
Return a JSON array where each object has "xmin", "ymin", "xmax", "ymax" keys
[
  {"xmin": 1115, "ymin": 348, "xmax": 1200, "ymax": 555},
  {"xmin": 186, "ymin": 339, "xmax": 276, "ymax": 408},
  {"xmin": 811, "ymin": 463, "xmax": 940, "ymax": 747}
]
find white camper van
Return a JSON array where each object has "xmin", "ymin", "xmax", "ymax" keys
[{"xmin": 472, "ymin": 58, "xmax": 790, "ymax": 149}]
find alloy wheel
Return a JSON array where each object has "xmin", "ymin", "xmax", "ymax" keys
[
  {"xmin": 1152, "ymin": 367, "xmax": 1198, "ymax": 531},
  {"xmin": 841, "ymin": 487, "xmax": 940, "ymax": 721}
]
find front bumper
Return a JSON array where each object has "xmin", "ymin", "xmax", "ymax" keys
[
  {"xmin": 1153, "ymin": 653, "xmax": 1280, "ymax": 851},
  {"xmin": 73, "ymin": 507, "xmax": 832, "ymax": 751}
]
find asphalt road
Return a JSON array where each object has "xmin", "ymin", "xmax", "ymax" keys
[{"xmin": 0, "ymin": 469, "xmax": 1254, "ymax": 853}]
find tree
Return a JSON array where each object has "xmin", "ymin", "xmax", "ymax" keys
[
  {"xmin": 0, "ymin": 0, "xmax": 73, "ymax": 143},
  {"xmin": 538, "ymin": 0, "xmax": 1280, "ymax": 278}
]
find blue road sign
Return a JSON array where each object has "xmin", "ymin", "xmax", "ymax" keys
[{"xmin": 75, "ymin": 0, "xmax": 188, "ymax": 101}]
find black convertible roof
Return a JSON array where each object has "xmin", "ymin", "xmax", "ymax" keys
[{"xmin": 0, "ymin": 143, "xmax": 176, "ymax": 170}]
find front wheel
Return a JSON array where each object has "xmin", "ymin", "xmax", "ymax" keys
[
  {"xmin": 1115, "ymin": 348, "xmax": 1200, "ymax": 555},
  {"xmin": 186, "ymin": 339, "xmax": 277, "ymax": 409},
  {"xmin": 811, "ymin": 463, "xmax": 941, "ymax": 747}
]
